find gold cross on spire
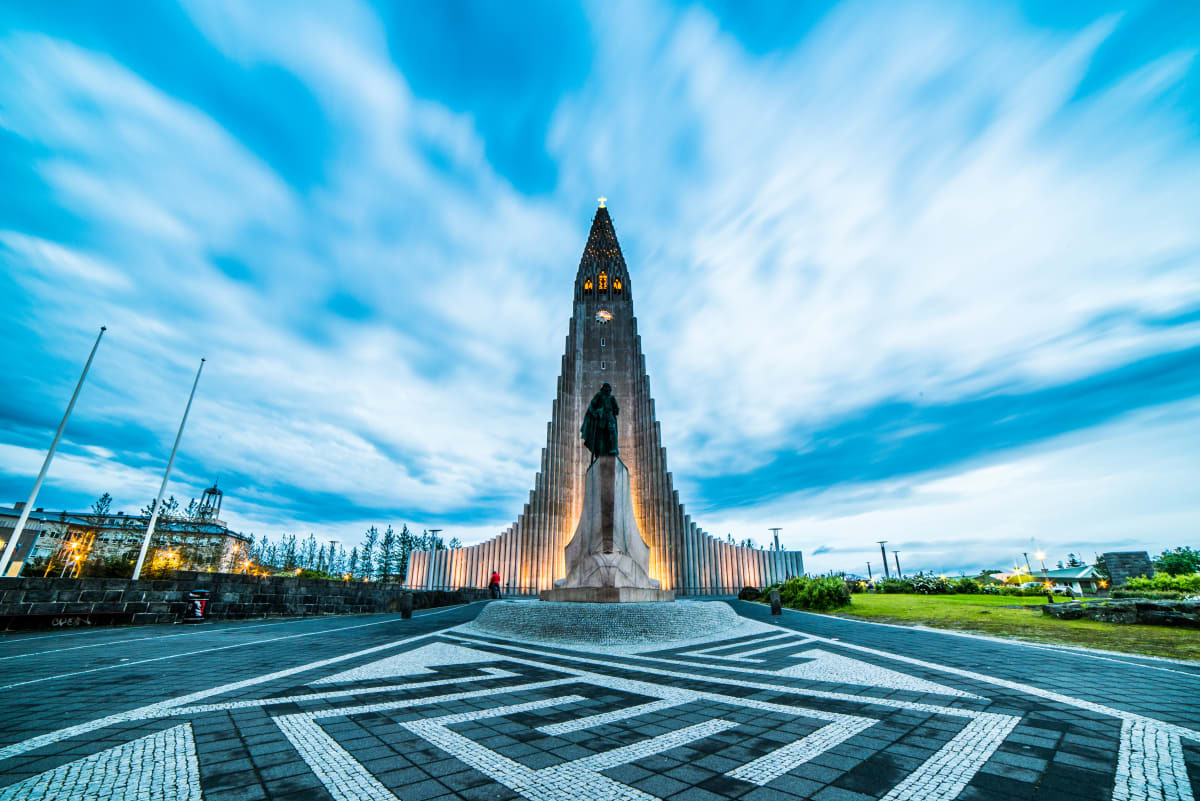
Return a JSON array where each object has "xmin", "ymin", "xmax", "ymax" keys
[{"xmin": 597, "ymin": 196, "xmax": 607, "ymax": 208}]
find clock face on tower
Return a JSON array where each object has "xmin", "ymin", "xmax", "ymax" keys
[{"xmin": 595, "ymin": 309, "xmax": 613, "ymax": 324}]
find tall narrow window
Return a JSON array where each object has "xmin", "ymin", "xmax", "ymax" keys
[
  {"xmin": 583, "ymin": 278, "xmax": 593, "ymax": 293},
  {"xmin": 598, "ymin": 271, "xmax": 608, "ymax": 290},
  {"xmin": 613, "ymin": 278, "xmax": 622, "ymax": 292},
  {"xmin": 600, "ymin": 337, "xmax": 606, "ymax": 348},
  {"xmin": 600, "ymin": 361, "xmax": 606, "ymax": 370}
]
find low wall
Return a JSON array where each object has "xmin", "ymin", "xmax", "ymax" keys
[
  {"xmin": 0, "ymin": 571, "xmax": 487, "ymax": 630},
  {"xmin": 1042, "ymin": 598, "xmax": 1199, "ymax": 627}
]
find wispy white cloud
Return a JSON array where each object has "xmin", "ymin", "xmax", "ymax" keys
[
  {"xmin": 708, "ymin": 397, "xmax": 1200, "ymax": 574},
  {"xmin": 551, "ymin": 1, "xmax": 1200, "ymax": 473}
]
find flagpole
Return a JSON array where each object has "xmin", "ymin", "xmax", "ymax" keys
[
  {"xmin": 0, "ymin": 326, "xmax": 107, "ymax": 578},
  {"xmin": 131, "ymin": 358, "xmax": 205, "ymax": 580}
]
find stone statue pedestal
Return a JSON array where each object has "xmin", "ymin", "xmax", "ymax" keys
[{"xmin": 541, "ymin": 456, "xmax": 674, "ymax": 603}]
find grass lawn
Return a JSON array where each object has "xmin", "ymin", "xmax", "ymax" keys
[{"xmin": 825, "ymin": 593, "xmax": 1200, "ymax": 662}]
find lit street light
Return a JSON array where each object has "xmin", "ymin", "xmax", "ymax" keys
[{"xmin": 1035, "ymin": 550, "xmax": 1049, "ymax": 584}]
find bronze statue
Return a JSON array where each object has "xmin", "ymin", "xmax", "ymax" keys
[{"xmin": 581, "ymin": 383, "xmax": 619, "ymax": 461}]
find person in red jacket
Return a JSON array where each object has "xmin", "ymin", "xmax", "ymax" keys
[{"xmin": 489, "ymin": 570, "xmax": 501, "ymax": 599}]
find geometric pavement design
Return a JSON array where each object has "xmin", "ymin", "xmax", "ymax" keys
[{"xmin": 0, "ymin": 610, "xmax": 1197, "ymax": 801}]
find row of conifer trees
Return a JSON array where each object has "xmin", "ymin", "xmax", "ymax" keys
[{"xmin": 246, "ymin": 526, "xmax": 459, "ymax": 582}]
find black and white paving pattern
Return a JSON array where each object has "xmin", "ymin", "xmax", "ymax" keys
[{"xmin": 0, "ymin": 600, "xmax": 1197, "ymax": 801}]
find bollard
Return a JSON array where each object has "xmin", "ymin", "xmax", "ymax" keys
[
  {"xmin": 769, "ymin": 589, "xmax": 782, "ymax": 616},
  {"xmin": 399, "ymin": 592, "xmax": 413, "ymax": 620}
]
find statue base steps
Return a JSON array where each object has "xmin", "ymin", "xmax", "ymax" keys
[{"xmin": 539, "ymin": 587, "xmax": 675, "ymax": 603}]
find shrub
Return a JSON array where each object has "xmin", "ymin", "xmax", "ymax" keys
[
  {"xmin": 910, "ymin": 574, "xmax": 953, "ymax": 595},
  {"xmin": 1112, "ymin": 589, "xmax": 1186, "ymax": 600},
  {"xmin": 777, "ymin": 576, "xmax": 851, "ymax": 611},
  {"xmin": 877, "ymin": 578, "xmax": 914, "ymax": 594},
  {"xmin": 1125, "ymin": 573, "xmax": 1200, "ymax": 593},
  {"xmin": 296, "ymin": 568, "xmax": 337, "ymax": 580},
  {"xmin": 737, "ymin": 586, "xmax": 760, "ymax": 601},
  {"xmin": 952, "ymin": 577, "xmax": 980, "ymax": 594},
  {"xmin": 82, "ymin": 555, "xmax": 135, "ymax": 578},
  {"xmin": 982, "ymin": 585, "xmax": 1047, "ymax": 597}
]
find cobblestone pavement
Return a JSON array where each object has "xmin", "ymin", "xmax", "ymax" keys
[{"xmin": 0, "ymin": 599, "xmax": 1196, "ymax": 800}]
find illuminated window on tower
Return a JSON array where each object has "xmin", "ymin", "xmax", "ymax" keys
[
  {"xmin": 598, "ymin": 271, "xmax": 608, "ymax": 290},
  {"xmin": 614, "ymin": 278, "xmax": 622, "ymax": 292},
  {"xmin": 583, "ymin": 279, "xmax": 593, "ymax": 293}
]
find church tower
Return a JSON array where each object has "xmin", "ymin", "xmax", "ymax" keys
[{"xmin": 405, "ymin": 202, "xmax": 804, "ymax": 595}]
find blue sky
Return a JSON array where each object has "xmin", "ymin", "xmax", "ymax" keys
[{"xmin": 1, "ymin": 0, "xmax": 1197, "ymax": 575}]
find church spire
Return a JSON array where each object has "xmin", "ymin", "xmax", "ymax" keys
[{"xmin": 575, "ymin": 201, "xmax": 630, "ymax": 301}]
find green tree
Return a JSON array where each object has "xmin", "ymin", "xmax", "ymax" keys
[
  {"xmin": 346, "ymin": 547, "xmax": 359, "ymax": 579},
  {"xmin": 378, "ymin": 526, "xmax": 397, "ymax": 582},
  {"xmin": 1154, "ymin": 547, "xmax": 1200, "ymax": 576},
  {"xmin": 90, "ymin": 492, "xmax": 113, "ymax": 521},
  {"xmin": 301, "ymin": 534, "xmax": 318, "ymax": 569},
  {"xmin": 252, "ymin": 535, "xmax": 270, "ymax": 566},
  {"xmin": 280, "ymin": 534, "xmax": 299, "ymax": 571},
  {"xmin": 359, "ymin": 527, "xmax": 379, "ymax": 580},
  {"xmin": 397, "ymin": 525, "xmax": 415, "ymax": 583}
]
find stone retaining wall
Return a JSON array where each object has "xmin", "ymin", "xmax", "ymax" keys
[
  {"xmin": 0, "ymin": 571, "xmax": 486, "ymax": 629},
  {"xmin": 1042, "ymin": 598, "xmax": 1199, "ymax": 627}
]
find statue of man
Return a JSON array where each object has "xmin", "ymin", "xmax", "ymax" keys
[{"xmin": 581, "ymin": 383, "xmax": 619, "ymax": 461}]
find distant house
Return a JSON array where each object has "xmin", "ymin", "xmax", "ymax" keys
[{"xmin": 1037, "ymin": 565, "xmax": 1104, "ymax": 593}]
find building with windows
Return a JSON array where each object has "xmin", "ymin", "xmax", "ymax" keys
[
  {"xmin": 405, "ymin": 202, "xmax": 804, "ymax": 595},
  {"xmin": 1038, "ymin": 565, "xmax": 1105, "ymax": 593},
  {"xmin": 0, "ymin": 483, "xmax": 250, "ymax": 576}
]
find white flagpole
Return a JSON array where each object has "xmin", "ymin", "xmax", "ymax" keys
[
  {"xmin": 0, "ymin": 326, "xmax": 106, "ymax": 578},
  {"xmin": 131, "ymin": 358, "xmax": 205, "ymax": 580}
]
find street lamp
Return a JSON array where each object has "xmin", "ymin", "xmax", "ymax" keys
[
  {"xmin": 877, "ymin": 541, "xmax": 890, "ymax": 579},
  {"xmin": 1035, "ymin": 550, "xmax": 1048, "ymax": 584},
  {"xmin": 892, "ymin": 550, "xmax": 902, "ymax": 579}
]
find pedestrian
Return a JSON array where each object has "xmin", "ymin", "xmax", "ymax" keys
[{"xmin": 489, "ymin": 569, "xmax": 501, "ymax": 600}]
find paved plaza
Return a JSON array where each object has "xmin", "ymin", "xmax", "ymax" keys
[{"xmin": 0, "ymin": 600, "xmax": 1197, "ymax": 801}]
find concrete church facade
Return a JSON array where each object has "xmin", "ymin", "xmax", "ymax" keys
[{"xmin": 404, "ymin": 203, "xmax": 803, "ymax": 596}]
